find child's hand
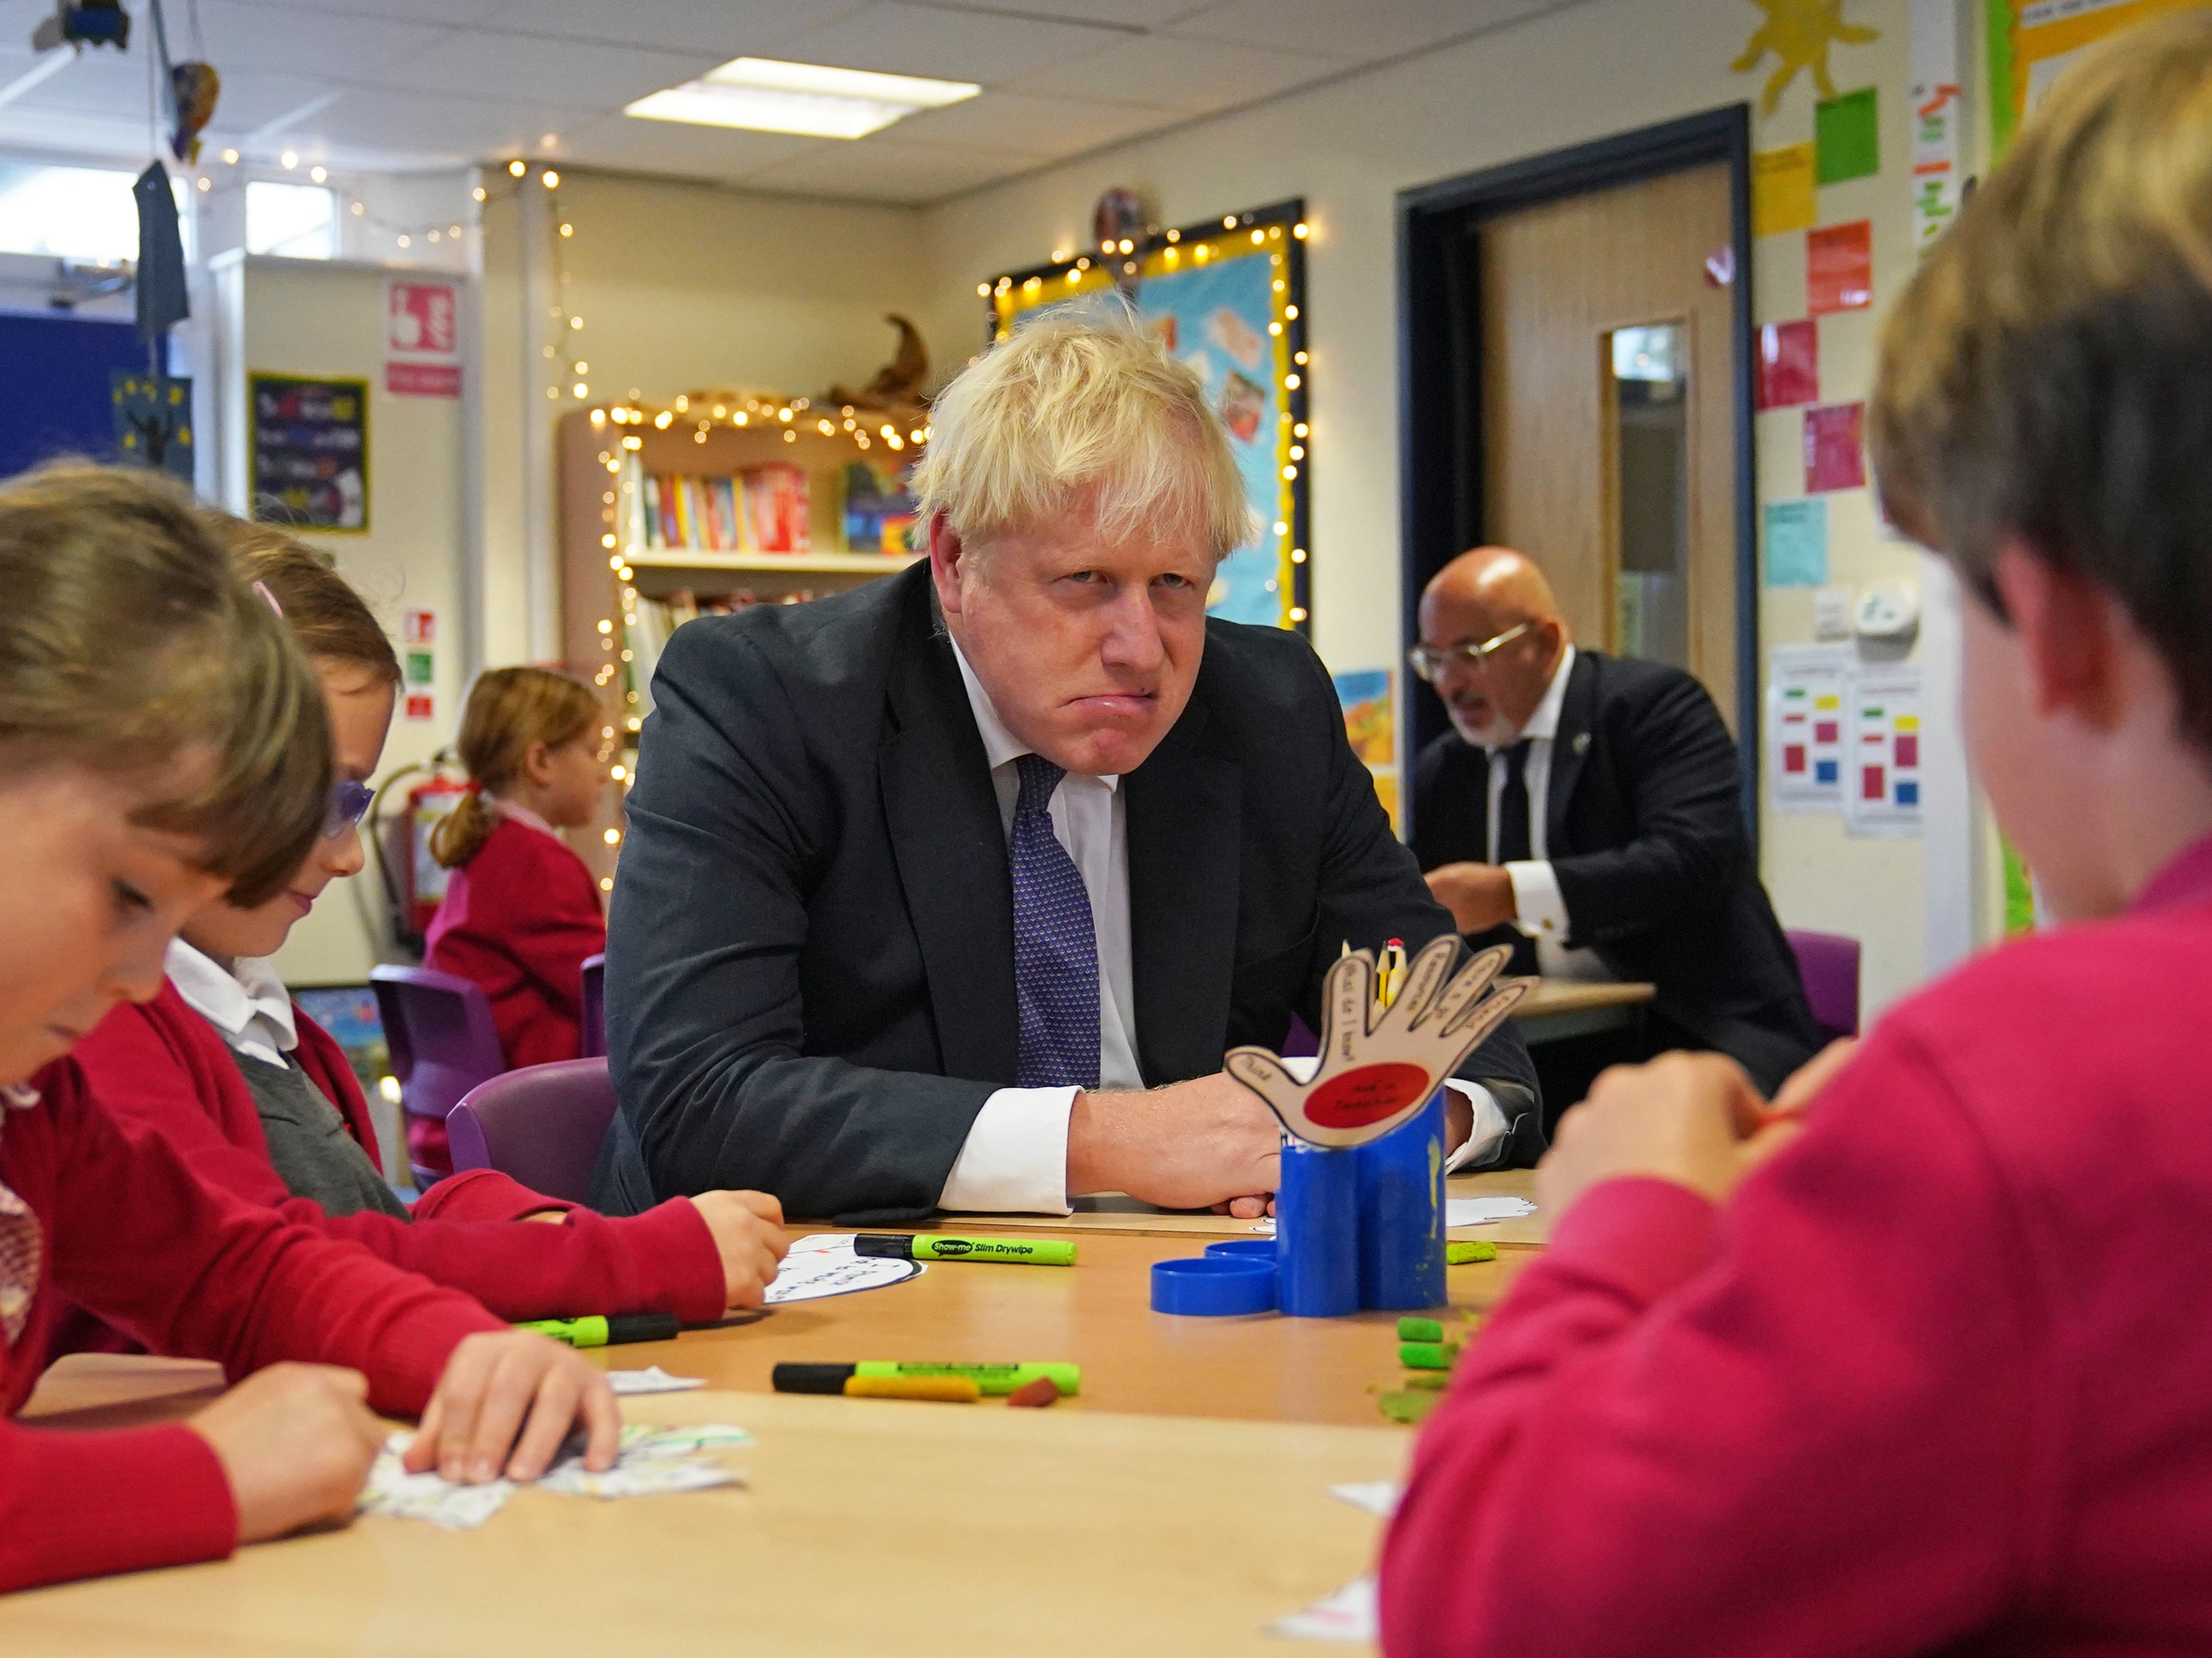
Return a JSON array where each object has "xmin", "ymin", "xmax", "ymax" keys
[
  {"xmin": 691, "ymin": 1189, "xmax": 789, "ymax": 1308},
  {"xmin": 1538, "ymin": 1051, "xmax": 1790, "ymax": 1221},
  {"xmin": 188, "ymin": 1363, "xmax": 385, "ymax": 1545},
  {"xmin": 403, "ymin": 1331, "xmax": 620, "ymax": 1484}
]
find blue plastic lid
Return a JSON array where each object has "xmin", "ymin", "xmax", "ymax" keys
[
  {"xmin": 1203, "ymin": 1237, "xmax": 1279, "ymax": 1261},
  {"xmin": 1151, "ymin": 1255, "xmax": 1277, "ymax": 1316}
]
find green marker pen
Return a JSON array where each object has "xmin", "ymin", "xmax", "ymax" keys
[
  {"xmin": 853, "ymin": 1234, "xmax": 1077, "ymax": 1266},
  {"xmin": 517, "ymin": 1312, "xmax": 680, "ymax": 1349},
  {"xmin": 852, "ymin": 1361, "xmax": 1081, "ymax": 1397}
]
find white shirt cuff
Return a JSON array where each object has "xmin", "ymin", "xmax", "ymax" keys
[
  {"xmin": 1506, "ymin": 859, "xmax": 1573, "ymax": 944},
  {"xmin": 938, "ymin": 1086, "xmax": 1077, "ymax": 1215},
  {"xmin": 1442, "ymin": 1080, "xmax": 1511, "ymax": 1172}
]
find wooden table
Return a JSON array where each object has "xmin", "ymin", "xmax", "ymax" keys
[
  {"xmin": 7, "ymin": 1375, "xmax": 1407, "ymax": 1657},
  {"xmin": 9, "ymin": 1183, "xmax": 1550, "ymax": 1651},
  {"xmin": 1512, "ymin": 977, "xmax": 1655, "ymax": 1043}
]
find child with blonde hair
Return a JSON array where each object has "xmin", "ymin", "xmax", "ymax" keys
[{"xmin": 422, "ymin": 667, "xmax": 610, "ymax": 1171}]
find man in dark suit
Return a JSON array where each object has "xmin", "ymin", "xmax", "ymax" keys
[
  {"xmin": 1412, "ymin": 547, "xmax": 1821, "ymax": 1116},
  {"xmin": 591, "ymin": 311, "xmax": 1538, "ymax": 1224}
]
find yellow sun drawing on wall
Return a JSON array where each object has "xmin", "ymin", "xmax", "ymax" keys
[{"xmin": 1733, "ymin": 0, "xmax": 1881, "ymax": 115}]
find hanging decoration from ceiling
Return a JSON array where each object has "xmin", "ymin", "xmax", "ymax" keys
[
  {"xmin": 982, "ymin": 198, "xmax": 1312, "ymax": 636},
  {"xmin": 1731, "ymin": 0, "xmax": 1880, "ymax": 115},
  {"xmin": 142, "ymin": 0, "xmax": 220, "ymax": 164},
  {"xmin": 29, "ymin": 0, "xmax": 129, "ymax": 50}
]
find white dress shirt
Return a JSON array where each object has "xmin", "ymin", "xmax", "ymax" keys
[
  {"xmin": 165, "ymin": 938, "xmax": 300, "ymax": 1067},
  {"xmin": 937, "ymin": 640, "xmax": 1509, "ymax": 1214},
  {"xmin": 1486, "ymin": 646, "xmax": 1614, "ymax": 983}
]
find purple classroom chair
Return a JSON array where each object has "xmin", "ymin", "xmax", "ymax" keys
[
  {"xmin": 369, "ymin": 964, "xmax": 508, "ymax": 1191},
  {"xmin": 447, "ymin": 1058, "xmax": 618, "ymax": 1205},
  {"xmin": 1785, "ymin": 929, "xmax": 1862, "ymax": 1043},
  {"xmin": 580, "ymin": 952, "xmax": 607, "ymax": 1059}
]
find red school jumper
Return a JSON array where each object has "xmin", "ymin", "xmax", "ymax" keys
[
  {"xmin": 61, "ymin": 980, "xmax": 722, "ymax": 1336},
  {"xmin": 421, "ymin": 814, "xmax": 607, "ymax": 1172},
  {"xmin": 0, "ymin": 1057, "xmax": 505, "ymax": 1594},
  {"xmin": 1381, "ymin": 831, "xmax": 2212, "ymax": 1656}
]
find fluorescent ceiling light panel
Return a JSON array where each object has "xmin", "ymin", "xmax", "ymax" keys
[{"xmin": 625, "ymin": 57, "xmax": 979, "ymax": 140}]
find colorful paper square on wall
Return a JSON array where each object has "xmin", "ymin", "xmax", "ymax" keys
[
  {"xmin": 1764, "ymin": 498, "xmax": 1828, "ymax": 586},
  {"xmin": 1804, "ymin": 403, "xmax": 1867, "ymax": 493},
  {"xmin": 1757, "ymin": 320, "xmax": 1819, "ymax": 408},
  {"xmin": 1807, "ymin": 221, "xmax": 1873, "ymax": 314},
  {"xmin": 1815, "ymin": 87, "xmax": 1880, "ymax": 184},
  {"xmin": 1752, "ymin": 144, "xmax": 1817, "ymax": 237}
]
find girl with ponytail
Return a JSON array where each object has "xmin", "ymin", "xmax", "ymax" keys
[{"xmin": 422, "ymin": 668, "xmax": 611, "ymax": 1172}]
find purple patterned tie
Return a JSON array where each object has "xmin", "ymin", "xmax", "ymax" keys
[{"xmin": 1010, "ymin": 754, "xmax": 1101, "ymax": 1089}]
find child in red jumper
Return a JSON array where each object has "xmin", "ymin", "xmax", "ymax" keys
[
  {"xmin": 0, "ymin": 466, "xmax": 619, "ymax": 1595},
  {"xmin": 421, "ymin": 666, "xmax": 610, "ymax": 1173},
  {"xmin": 68, "ymin": 520, "xmax": 785, "ymax": 1337},
  {"xmin": 1383, "ymin": 18, "xmax": 2212, "ymax": 1655}
]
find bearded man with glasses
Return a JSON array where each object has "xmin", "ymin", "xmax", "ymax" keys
[{"xmin": 1410, "ymin": 546, "xmax": 1821, "ymax": 1125}]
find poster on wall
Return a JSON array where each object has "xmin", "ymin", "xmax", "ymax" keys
[
  {"xmin": 986, "ymin": 199, "xmax": 1310, "ymax": 634},
  {"xmin": 249, "ymin": 374, "xmax": 368, "ymax": 531},
  {"xmin": 1988, "ymin": 0, "xmax": 2206, "ymax": 151},
  {"xmin": 1845, "ymin": 663, "xmax": 1924, "ymax": 836},
  {"xmin": 387, "ymin": 278, "xmax": 463, "ymax": 399},
  {"xmin": 1767, "ymin": 644, "xmax": 1852, "ymax": 813},
  {"xmin": 1333, "ymin": 667, "xmax": 1399, "ymax": 831}
]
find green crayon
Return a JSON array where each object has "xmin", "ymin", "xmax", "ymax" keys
[
  {"xmin": 1399, "ymin": 1341, "xmax": 1459, "ymax": 1371},
  {"xmin": 1398, "ymin": 1318, "xmax": 1445, "ymax": 1343}
]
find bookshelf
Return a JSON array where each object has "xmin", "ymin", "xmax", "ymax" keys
[{"xmin": 556, "ymin": 402, "xmax": 926, "ymax": 887}]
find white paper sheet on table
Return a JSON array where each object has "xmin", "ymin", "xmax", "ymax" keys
[
  {"xmin": 605, "ymin": 1366, "xmax": 705, "ymax": 1395},
  {"xmin": 766, "ymin": 1233, "xmax": 924, "ymax": 1304},
  {"xmin": 1328, "ymin": 1480, "xmax": 1403, "ymax": 1519},
  {"xmin": 1271, "ymin": 1575, "xmax": 1378, "ymax": 1643},
  {"xmin": 358, "ymin": 1423, "xmax": 751, "ymax": 1530},
  {"xmin": 1249, "ymin": 1196, "xmax": 1534, "ymax": 1237}
]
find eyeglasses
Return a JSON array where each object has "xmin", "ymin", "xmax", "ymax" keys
[
  {"xmin": 323, "ymin": 779, "xmax": 374, "ymax": 840},
  {"xmin": 1407, "ymin": 621, "xmax": 1533, "ymax": 683}
]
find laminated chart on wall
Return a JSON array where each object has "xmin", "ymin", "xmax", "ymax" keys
[
  {"xmin": 1768, "ymin": 644, "xmax": 1853, "ymax": 813},
  {"xmin": 1846, "ymin": 664, "xmax": 1924, "ymax": 836}
]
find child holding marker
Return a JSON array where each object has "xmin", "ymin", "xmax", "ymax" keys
[
  {"xmin": 66, "ymin": 518, "xmax": 786, "ymax": 1335},
  {"xmin": 0, "ymin": 465, "xmax": 619, "ymax": 1594},
  {"xmin": 1383, "ymin": 19, "xmax": 2212, "ymax": 1654},
  {"xmin": 421, "ymin": 666, "xmax": 611, "ymax": 1172}
]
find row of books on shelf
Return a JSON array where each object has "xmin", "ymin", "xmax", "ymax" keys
[
  {"xmin": 631, "ymin": 461, "xmax": 920, "ymax": 559},
  {"xmin": 623, "ymin": 588, "xmax": 819, "ymax": 719}
]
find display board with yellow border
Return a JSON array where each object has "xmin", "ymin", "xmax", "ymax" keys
[
  {"xmin": 985, "ymin": 198, "xmax": 1311, "ymax": 635},
  {"xmin": 1988, "ymin": 0, "xmax": 2208, "ymax": 152}
]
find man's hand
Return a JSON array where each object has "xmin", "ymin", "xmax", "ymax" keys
[
  {"xmin": 1067, "ymin": 1073, "xmax": 1280, "ymax": 1213},
  {"xmin": 402, "ymin": 1331, "xmax": 621, "ymax": 1485},
  {"xmin": 1537, "ymin": 1051, "xmax": 1803, "ymax": 1223},
  {"xmin": 188, "ymin": 1363, "xmax": 385, "ymax": 1546},
  {"xmin": 1425, "ymin": 862, "xmax": 1518, "ymax": 933},
  {"xmin": 690, "ymin": 1189, "xmax": 789, "ymax": 1308}
]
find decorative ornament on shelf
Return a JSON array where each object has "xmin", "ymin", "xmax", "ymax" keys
[
  {"xmin": 824, "ymin": 315, "xmax": 930, "ymax": 419},
  {"xmin": 1732, "ymin": 0, "xmax": 1879, "ymax": 116}
]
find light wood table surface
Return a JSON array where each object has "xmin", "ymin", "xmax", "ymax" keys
[
  {"xmin": 1512, "ymin": 976, "xmax": 1656, "ymax": 1042},
  {"xmin": 8, "ymin": 1371, "xmax": 1407, "ymax": 1657}
]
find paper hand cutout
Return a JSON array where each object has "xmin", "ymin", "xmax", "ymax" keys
[{"xmin": 1225, "ymin": 937, "xmax": 1528, "ymax": 1149}]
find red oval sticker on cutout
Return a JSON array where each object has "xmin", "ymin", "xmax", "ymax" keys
[{"xmin": 1306, "ymin": 1062, "xmax": 1430, "ymax": 1129}]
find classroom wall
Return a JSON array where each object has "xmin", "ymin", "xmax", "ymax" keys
[
  {"xmin": 475, "ymin": 173, "xmax": 930, "ymax": 666},
  {"xmin": 911, "ymin": 0, "xmax": 1947, "ymax": 1016},
  {"xmin": 209, "ymin": 256, "xmax": 474, "ymax": 986}
]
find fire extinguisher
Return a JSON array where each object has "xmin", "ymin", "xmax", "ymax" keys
[{"xmin": 399, "ymin": 773, "xmax": 472, "ymax": 938}]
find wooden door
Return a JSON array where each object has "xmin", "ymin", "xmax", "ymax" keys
[{"xmin": 1479, "ymin": 161, "xmax": 1739, "ymax": 726}]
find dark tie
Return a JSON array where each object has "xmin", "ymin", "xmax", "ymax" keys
[
  {"xmin": 1495, "ymin": 740, "xmax": 1534, "ymax": 865},
  {"xmin": 1009, "ymin": 754, "xmax": 1101, "ymax": 1089}
]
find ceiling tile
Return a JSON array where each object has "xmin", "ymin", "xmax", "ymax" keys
[
  {"xmin": 1166, "ymin": 0, "xmax": 1560, "ymax": 59},
  {"xmin": 179, "ymin": 1, "xmax": 456, "ymax": 78},
  {"xmin": 884, "ymin": 89, "xmax": 1180, "ymax": 156},
  {"xmin": 743, "ymin": 139, "xmax": 1013, "ymax": 205},
  {"xmin": 300, "ymin": 88, "xmax": 602, "ymax": 162},
  {"xmin": 190, "ymin": 72, "xmax": 347, "ymax": 135},
  {"xmin": 909, "ymin": 0, "xmax": 1208, "ymax": 22},
  {"xmin": 365, "ymin": 29, "xmax": 722, "ymax": 108},
  {"xmin": 1005, "ymin": 33, "xmax": 1343, "ymax": 113},
  {"xmin": 472, "ymin": 0, "xmax": 867, "ymax": 55},
  {"xmin": 553, "ymin": 113, "xmax": 821, "ymax": 182},
  {"xmin": 770, "ymin": 2, "xmax": 1126, "ymax": 85},
  {"xmin": 225, "ymin": 0, "xmax": 511, "ymax": 19}
]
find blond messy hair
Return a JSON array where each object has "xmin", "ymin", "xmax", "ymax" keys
[{"xmin": 911, "ymin": 299, "xmax": 1255, "ymax": 559}]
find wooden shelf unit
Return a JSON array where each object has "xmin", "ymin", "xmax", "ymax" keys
[{"xmin": 556, "ymin": 408, "xmax": 923, "ymax": 886}]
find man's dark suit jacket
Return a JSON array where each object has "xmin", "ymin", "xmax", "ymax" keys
[
  {"xmin": 1412, "ymin": 649, "xmax": 1822, "ymax": 1096},
  {"xmin": 591, "ymin": 561, "xmax": 1540, "ymax": 1223}
]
